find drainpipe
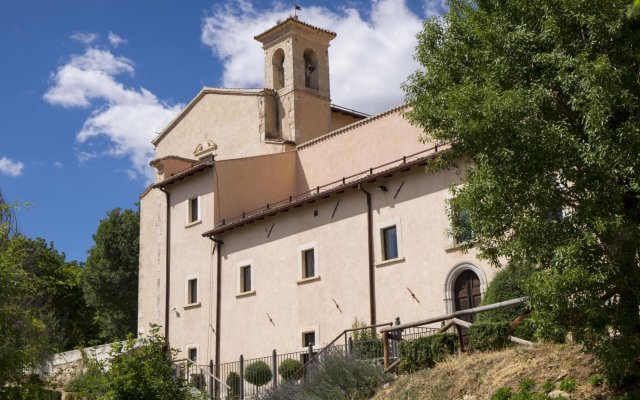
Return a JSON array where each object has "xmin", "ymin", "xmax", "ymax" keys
[
  {"xmin": 211, "ymin": 237, "xmax": 224, "ymax": 398},
  {"xmin": 159, "ymin": 187, "xmax": 171, "ymax": 341},
  {"xmin": 358, "ymin": 184, "xmax": 376, "ymax": 326}
]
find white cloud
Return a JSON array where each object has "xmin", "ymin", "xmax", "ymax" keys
[
  {"xmin": 108, "ymin": 31, "xmax": 128, "ymax": 47},
  {"xmin": 0, "ymin": 157, "xmax": 25, "ymax": 177},
  {"xmin": 53, "ymin": 161, "xmax": 63, "ymax": 168},
  {"xmin": 71, "ymin": 32, "xmax": 99, "ymax": 44},
  {"xmin": 44, "ymin": 48, "xmax": 182, "ymax": 181},
  {"xmin": 201, "ymin": 0, "xmax": 429, "ymax": 114}
]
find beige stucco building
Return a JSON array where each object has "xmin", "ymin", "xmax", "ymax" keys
[{"xmin": 138, "ymin": 17, "xmax": 494, "ymax": 374}]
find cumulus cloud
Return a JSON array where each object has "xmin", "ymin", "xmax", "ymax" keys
[
  {"xmin": 0, "ymin": 157, "xmax": 25, "ymax": 177},
  {"xmin": 71, "ymin": 32, "xmax": 99, "ymax": 44},
  {"xmin": 108, "ymin": 31, "xmax": 128, "ymax": 47},
  {"xmin": 44, "ymin": 48, "xmax": 182, "ymax": 181},
  {"xmin": 201, "ymin": 0, "xmax": 430, "ymax": 114}
]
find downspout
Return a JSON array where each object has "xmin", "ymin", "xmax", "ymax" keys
[
  {"xmin": 358, "ymin": 184, "xmax": 376, "ymax": 326},
  {"xmin": 159, "ymin": 187, "xmax": 171, "ymax": 341},
  {"xmin": 211, "ymin": 237, "xmax": 223, "ymax": 397}
]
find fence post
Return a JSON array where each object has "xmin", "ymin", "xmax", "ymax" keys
[
  {"xmin": 382, "ymin": 332, "xmax": 389, "ymax": 369},
  {"xmin": 239, "ymin": 354, "xmax": 245, "ymax": 400},
  {"xmin": 272, "ymin": 349, "xmax": 277, "ymax": 388},
  {"xmin": 209, "ymin": 360, "xmax": 214, "ymax": 399},
  {"xmin": 348, "ymin": 337, "xmax": 354, "ymax": 355}
]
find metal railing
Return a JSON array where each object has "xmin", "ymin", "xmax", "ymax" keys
[
  {"xmin": 191, "ymin": 320, "xmax": 439, "ymax": 399},
  {"xmin": 214, "ymin": 143, "xmax": 450, "ymax": 229},
  {"xmin": 379, "ymin": 297, "xmax": 531, "ymax": 372}
]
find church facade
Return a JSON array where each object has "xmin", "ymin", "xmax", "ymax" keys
[{"xmin": 137, "ymin": 17, "xmax": 494, "ymax": 369}]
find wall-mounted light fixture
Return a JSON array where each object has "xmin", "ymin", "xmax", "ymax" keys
[{"xmin": 376, "ymin": 185, "xmax": 388, "ymax": 192}]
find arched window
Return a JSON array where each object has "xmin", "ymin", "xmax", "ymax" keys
[
  {"xmin": 303, "ymin": 49, "xmax": 319, "ymax": 90},
  {"xmin": 272, "ymin": 48, "xmax": 285, "ymax": 90}
]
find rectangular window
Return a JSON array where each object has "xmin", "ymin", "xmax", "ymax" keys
[
  {"xmin": 188, "ymin": 347, "xmax": 198, "ymax": 363},
  {"xmin": 188, "ymin": 278, "xmax": 198, "ymax": 304},
  {"xmin": 382, "ymin": 226, "xmax": 398, "ymax": 260},
  {"xmin": 188, "ymin": 197, "xmax": 199, "ymax": 223},
  {"xmin": 240, "ymin": 265, "xmax": 252, "ymax": 293},
  {"xmin": 452, "ymin": 206, "xmax": 473, "ymax": 245},
  {"xmin": 302, "ymin": 331, "xmax": 316, "ymax": 347},
  {"xmin": 303, "ymin": 249, "xmax": 315, "ymax": 278}
]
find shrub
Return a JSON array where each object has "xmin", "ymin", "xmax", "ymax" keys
[
  {"xmin": 477, "ymin": 261, "xmax": 533, "ymax": 324},
  {"xmin": 264, "ymin": 347, "xmax": 391, "ymax": 400},
  {"xmin": 350, "ymin": 319, "xmax": 384, "ymax": 359},
  {"xmin": 588, "ymin": 374, "xmax": 604, "ymax": 387},
  {"xmin": 63, "ymin": 354, "xmax": 108, "ymax": 398},
  {"xmin": 278, "ymin": 359, "xmax": 303, "ymax": 382},
  {"xmin": 541, "ymin": 381, "xmax": 554, "ymax": 393},
  {"xmin": 470, "ymin": 321, "xmax": 511, "ymax": 351},
  {"xmin": 492, "ymin": 386, "xmax": 514, "ymax": 400},
  {"xmin": 397, "ymin": 333, "xmax": 457, "ymax": 373},
  {"xmin": 559, "ymin": 377, "xmax": 577, "ymax": 392},
  {"xmin": 519, "ymin": 378, "xmax": 535, "ymax": 393},
  {"xmin": 244, "ymin": 360, "xmax": 272, "ymax": 387},
  {"xmin": 104, "ymin": 325, "xmax": 198, "ymax": 400},
  {"xmin": 225, "ymin": 372, "xmax": 241, "ymax": 399}
]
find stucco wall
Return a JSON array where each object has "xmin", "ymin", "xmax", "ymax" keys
[
  {"xmin": 214, "ymin": 151, "xmax": 298, "ymax": 223},
  {"xmin": 138, "ymin": 188, "xmax": 167, "ymax": 335},
  {"xmin": 210, "ymin": 166, "xmax": 494, "ymax": 363},
  {"xmin": 164, "ymin": 170, "xmax": 216, "ymax": 364},
  {"xmin": 154, "ymin": 91, "xmax": 288, "ymax": 165}
]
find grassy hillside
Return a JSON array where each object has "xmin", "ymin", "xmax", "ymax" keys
[{"xmin": 374, "ymin": 343, "xmax": 616, "ymax": 399}]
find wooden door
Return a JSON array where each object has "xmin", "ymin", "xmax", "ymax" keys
[{"xmin": 453, "ymin": 270, "xmax": 481, "ymax": 350}]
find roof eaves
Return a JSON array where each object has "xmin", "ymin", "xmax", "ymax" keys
[{"xmin": 152, "ymin": 159, "xmax": 214, "ymax": 189}]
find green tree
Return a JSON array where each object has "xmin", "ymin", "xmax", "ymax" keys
[
  {"xmin": 405, "ymin": 0, "xmax": 640, "ymax": 385},
  {"xmin": 83, "ymin": 207, "xmax": 140, "ymax": 341}
]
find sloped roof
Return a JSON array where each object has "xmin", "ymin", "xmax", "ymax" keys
[{"xmin": 254, "ymin": 16, "xmax": 336, "ymax": 43}]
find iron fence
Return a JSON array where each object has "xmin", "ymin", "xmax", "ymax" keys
[{"xmin": 199, "ymin": 322, "xmax": 438, "ymax": 399}]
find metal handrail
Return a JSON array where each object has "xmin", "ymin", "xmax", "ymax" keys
[
  {"xmin": 380, "ymin": 297, "xmax": 528, "ymax": 333},
  {"xmin": 173, "ymin": 358, "xmax": 231, "ymax": 391},
  {"xmin": 296, "ymin": 322, "xmax": 393, "ymax": 376},
  {"xmin": 215, "ymin": 143, "xmax": 450, "ymax": 228}
]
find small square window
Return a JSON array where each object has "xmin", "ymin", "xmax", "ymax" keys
[
  {"xmin": 188, "ymin": 197, "xmax": 199, "ymax": 223},
  {"xmin": 302, "ymin": 331, "xmax": 316, "ymax": 347},
  {"xmin": 303, "ymin": 249, "xmax": 315, "ymax": 279},
  {"xmin": 240, "ymin": 265, "xmax": 252, "ymax": 293},
  {"xmin": 188, "ymin": 347, "xmax": 198, "ymax": 363},
  {"xmin": 187, "ymin": 278, "xmax": 198, "ymax": 304},
  {"xmin": 382, "ymin": 226, "xmax": 398, "ymax": 260}
]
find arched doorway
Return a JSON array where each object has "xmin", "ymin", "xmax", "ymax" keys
[{"xmin": 453, "ymin": 269, "xmax": 481, "ymax": 349}]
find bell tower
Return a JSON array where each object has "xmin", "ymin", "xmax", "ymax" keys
[{"xmin": 255, "ymin": 17, "xmax": 336, "ymax": 144}]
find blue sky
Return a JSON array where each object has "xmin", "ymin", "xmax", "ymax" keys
[{"xmin": 0, "ymin": 0, "xmax": 444, "ymax": 262}]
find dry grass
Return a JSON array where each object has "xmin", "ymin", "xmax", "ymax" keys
[{"xmin": 373, "ymin": 343, "xmax": 614, "ymax": 400}]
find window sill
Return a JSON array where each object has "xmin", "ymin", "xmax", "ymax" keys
[
  {"xmin": 185, "ymin": 220, "xmax": 202, "ymax": 228},
  {"xmin": 376, "ymin": 257, "xmax": 405, "ymax": 267},
  {"xmin": 236, "ymin": 290, "xmax": 256, "ymax": 299},
  {"xmin": 183, "ymin": 302, "xmax": 201, "ymax": 310},
  {"xmin": 445, "ymin": 241, "xmax": 475, "ymax": 253},
  {"xmin": 297, "ymin": 276, "xmax": 321, "ymax": 285}
]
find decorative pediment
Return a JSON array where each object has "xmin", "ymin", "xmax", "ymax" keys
[{"xmin": 193, "ymin": 138, "xmax": 218, "ymax": 160}]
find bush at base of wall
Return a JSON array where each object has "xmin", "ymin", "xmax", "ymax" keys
[
  {"xmin": 398, "ymin": 333, "xmax": 458, "ymax": 373},
  {"xmin": 470, "ymin": 321, "xmax": 511, "ymax": 352}
]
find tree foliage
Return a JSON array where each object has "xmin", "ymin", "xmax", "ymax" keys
[
  {"xmin": 84, "ymin": 207, "xmax": 139, "ymax": 341},
  {"xmin": 405, "ymin": 0, "xmax": 640, "ymax": 385}
]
